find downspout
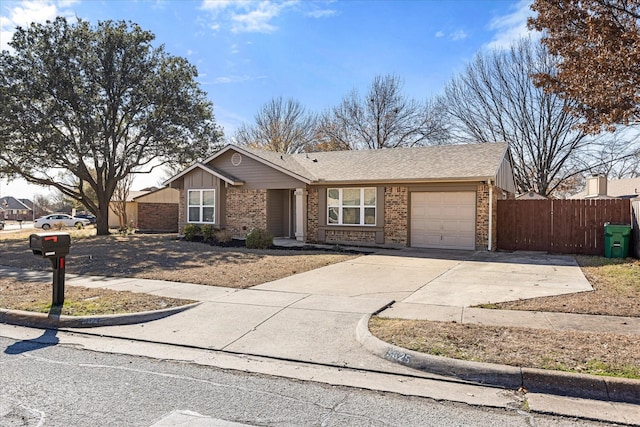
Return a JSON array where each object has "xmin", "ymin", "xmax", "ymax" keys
[{"xmin": 488, "ymin": 180, "xmax": 493, "ymax": 251}]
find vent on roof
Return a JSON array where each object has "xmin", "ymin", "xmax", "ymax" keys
[{"xmin": 231, "ymin": 153, "xmax": 242, "ymax": 166}]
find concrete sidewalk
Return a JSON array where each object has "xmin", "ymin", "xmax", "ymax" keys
[
  {"xmin": 1, "ymin": 248, "xmax": 639, "ymax": 421},
  {"xmin": 380, "ymin": 302, "xmax": 640, "ymax": 336}
]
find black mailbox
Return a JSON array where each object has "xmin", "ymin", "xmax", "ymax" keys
[
  {"xmin": 29, "ymin": 232, "xmax": 71, "ymax": 306},
  {"xmin": 30, "ymin": 232, "xmax": 71, "ymax": 258}
]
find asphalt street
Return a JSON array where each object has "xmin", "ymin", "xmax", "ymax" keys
[{"xmin": 0, "ymin": 336, "xmax": 615, "ymax": 427}]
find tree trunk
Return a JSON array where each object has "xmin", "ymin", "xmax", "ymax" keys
[
  {"xmin": 95, "ymin": 212, "xmax": 109, "ymax": 235},
  {"xmin": 95, "ymin": 197, "xmax": 111, "ymax": 236}
]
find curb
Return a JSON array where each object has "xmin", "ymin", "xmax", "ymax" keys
[
  {"xmin": 0, "ymin": 302, "xmax": 201, "ymax": 329},
  {"xmin": 356, "ymin": 314, "xmax": 640, "ymax": 404}
]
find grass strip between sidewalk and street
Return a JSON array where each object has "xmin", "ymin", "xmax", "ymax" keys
[
  {"xmin": 369, "ymin": 317, "xmax": 640, "ymax": 379},
  {"xmin": 0, "ymin": 279, "xmax": 195, "ymax": 316}
]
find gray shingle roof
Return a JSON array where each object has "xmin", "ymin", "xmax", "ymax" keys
[
  {"xmin": 244, "ymin": 143, "xmax": 509, "ymax": 183},
  {"xmin": 0, "ymin": 196, "xmax": 31, "ymax": 210}
]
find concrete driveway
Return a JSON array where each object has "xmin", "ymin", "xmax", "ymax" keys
[
  {"xmin": 254, "ymin": 249, "xmax": 593, "ymax": 307},
  {"xmin": 59, "ymin": 249, "xmax": 591, "ymax": 370}
]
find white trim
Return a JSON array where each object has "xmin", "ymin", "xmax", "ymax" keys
[
  {"xmin": 187, "ymin": 189, "xmax": 216, "ymax": 224},
  {"xmin": 294, "ymin": 188, "xmax": 307, "ymax": 241},
  {"xmin": 488, "ymin": 181, "xmax": 493, "ymax": 251},
  {"xmin": 327, "ymin": 187, "xmax": 376, "ymax": 226}
]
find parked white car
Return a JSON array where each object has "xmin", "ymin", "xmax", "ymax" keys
[{"xmin": 34, "ymin": 214, "xmax": 91, "ymax": 230}]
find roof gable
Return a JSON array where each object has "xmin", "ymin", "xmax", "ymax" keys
[
  {"xmin": 0, "ymin": 196, "xmax": 31, "ymax": 210},
  {"xmin": 164, "ymin": 161, "xmax": 245, "ymax": 187},
  {"xmin": 205, "ymin": 145, "xmax": 312, "ymax": 184}
]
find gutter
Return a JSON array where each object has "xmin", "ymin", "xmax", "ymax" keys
[{"xmin": 309, "ymin": 177, "xmax": 494, "ymax": 186}]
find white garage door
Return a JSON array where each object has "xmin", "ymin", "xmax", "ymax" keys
[{"xmin": 411, "ymin": 191, "xmax": 476, "ymax": 250}]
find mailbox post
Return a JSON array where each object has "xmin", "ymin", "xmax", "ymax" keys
[{"xmin": 29, "ymin": 232, "xmax": 71, "ymax": 306}]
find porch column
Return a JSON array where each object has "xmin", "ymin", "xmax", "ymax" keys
[{"xmin": 294, "ymin": 188, "xmax": 307, "ymax": 241}]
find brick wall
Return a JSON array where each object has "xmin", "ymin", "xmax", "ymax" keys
[
  {"xmin": 178, "ymin": 188, "xmax": 186, "ymax": 234},
  {"xmin": 384, "ymin": 186, "xmax": 408, "ymax": 245},
  {"xmin": 476, "ymin": 184, "xmax": 490, "ymax": 249},
  {"xmin": 324, "ymin": 229, "xmax": 377, "ymax": 243},
  {"xmin": 138, "ymin": 203, "xmax": 178, "ymax": 232},
  {"xmin": 306, "ymin": 187, "xmax": 319, "ymax": 242},
  {"xmin": 225, "ymin": 188, "xmax": 267, "ymax": 238}
]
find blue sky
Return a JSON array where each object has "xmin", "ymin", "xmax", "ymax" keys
[{"xmin": 1, "ymin": 0, "xmax": 535, "ymax": 196}]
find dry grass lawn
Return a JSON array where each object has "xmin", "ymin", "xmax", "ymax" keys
[
  {"xmin": 0, "ymin": 230, "xmax": 358, "ymax": 314},
  {"xmin": 369, "ymin": 317, "xmax": 640, "ymax": 379},
  {"xmin": 0, "ymin": 231, "xmax": 358, "ymax": 288},
  {"xmin": 0, "ymin": 279, "xmax": 194, "ymax": 315}
]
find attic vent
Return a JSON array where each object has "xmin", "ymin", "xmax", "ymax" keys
[{"xmin": 231, "ymin": 153, "xmax": 242, "ymax": 166}]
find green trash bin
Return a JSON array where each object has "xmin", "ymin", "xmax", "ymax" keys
[{"xmin": 604, "ymin": 223, "xmax": 631, "ymax": 258}]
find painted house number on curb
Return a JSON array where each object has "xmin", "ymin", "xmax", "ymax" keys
[{"xmin": 385, "ymin": 348, "xmax": 411, "ymax": 364}]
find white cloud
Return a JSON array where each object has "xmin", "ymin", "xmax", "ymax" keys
[
  {"xmin": 200, "ymin": 0, "xmax": 238, "ymax": 12},
  {"xmin": 231, "ymin": 3, "xmax": 279, "ymax": 33},
  {"xmin": 307, "ymin": 9, "xmax": 335, "ymax": 18},
  {"xmin": 1, "ymin": 0, "xmax": 77, "ymax": 51},
  {"xmin": 486, "ymin": 0, "xmax": 538, "ymax": 50},
  {"xmin": 449, "ymin": 29, "xmax": 467, "ymax": 41},
  {"xmin": 199, "ymin": 0, "xmax": 305, "ymax": 34},
  {"xmin": 435, "ymin": 30, "xmax": 444, "ymax": 38},
  {"xmin": 213, "ymin": 75, "xmax": 253, "ymax": 84}
]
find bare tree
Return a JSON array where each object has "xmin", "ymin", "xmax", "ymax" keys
[
  {"xmin": 32, "ymin": 194, "xmax": 53, "ymax": 218},
  {"xmin": 110, "ymin": 173, "xmax": 135, "ymax": 231},
  {"xmin": 318, "ymin": 74, "xmax": 449, "ymax": 150},
  {"xmin": 441, "ymin": 38, "xmax": 603, "ymax": 197},
  {"xmin": 576, "ymin": 129, "xmax": 640, "ymax": 179},
  {"xmin": 234, "ymin": 97, "xmax": 317, "ymax": 154}
]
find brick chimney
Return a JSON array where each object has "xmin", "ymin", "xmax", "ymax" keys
[{"xmin": 585, "ymin": 175, "xmax": 608, "ymax": 198}]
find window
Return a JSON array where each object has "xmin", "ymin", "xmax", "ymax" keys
[
  {"xmin": 188, "ymin": 189, "xmax": 215, "ymax": 223},
  {"xmin": 327, "ymin": 188, "xmax": 376, "ymax": 226}
]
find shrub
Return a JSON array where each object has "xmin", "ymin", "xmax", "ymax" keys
[
  {"xmin": 201, "ymin": 224, "xmax": 215, "ymax": 242},
  {"xmin": 183, "ymin": 224, "xmax": 200, "ymax": 241},
  {"xmin": 53, "ymin": 222, "xmax": 65, "ymax": 230},
  {"xmin": 245, "ymin": 228, "xmax": 273, "ymax": 249},
  {"xmin": 215, "ymin": 229, "xmax": 233, "ymax": 244}
]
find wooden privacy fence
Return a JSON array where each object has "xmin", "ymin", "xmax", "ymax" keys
[{"xmin": 497, "ymin": 199, "xmax": 631, "ymax": 255}]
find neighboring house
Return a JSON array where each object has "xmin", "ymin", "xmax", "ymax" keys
[
  {"xmin": 569, "ymin": 175, "xmax": 640, "ymax": 200},
  {"xmin": 109, "ymin": 187, "xmax": 179, "ymax": 231},
  {"xmin": 165, "ymin": 143, "xmax": 516, "ymax": 251},
  {"xmin": 569, "ymin": 175, "xmax": 640, "ymax": 258},
  {"xmin": 134, "ymin": 187, "xmax": 179, "ymax": 232},
  {"xmin": 109, "ymin": 190, "xmax": 149, "ymax": 228},
  {"xmin": 516, "ymin": 191, "xmax": 547, "ymax": 200},
  {"xmin": 0, "ymin": 196, "xmax": 33, "ymax": 220}
]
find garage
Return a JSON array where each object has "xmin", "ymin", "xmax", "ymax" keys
[{"xmin": 410, "ymin": 191, "xmax": 476, "ymax": 250}]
